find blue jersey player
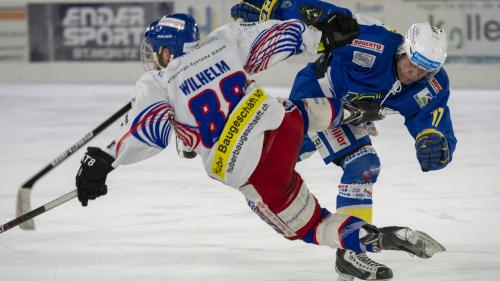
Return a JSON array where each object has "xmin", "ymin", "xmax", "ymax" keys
[{"xmin": 232, "ymin": 1, "xmax": 457, "ymax": 280}]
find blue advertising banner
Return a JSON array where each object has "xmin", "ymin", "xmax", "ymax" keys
[{"xmin": 28, "ymin": 2, "xmax": 174, "ymax": 61}]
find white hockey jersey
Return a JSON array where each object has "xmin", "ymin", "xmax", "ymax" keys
[{"xmin": 104, "ymin": 19, "xmax": 321, "ymax": 188}]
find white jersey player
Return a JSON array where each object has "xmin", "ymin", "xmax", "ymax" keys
[
  {"xmin": 75, "ymin": 13, "xmax": 445, "ymax": 279},
  {"xmin": 112, "ymin": 17, "xmax": 324, "ymax": 188}
]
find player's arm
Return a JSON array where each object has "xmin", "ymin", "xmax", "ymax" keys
[
  {"xmin": 231, "ymin": 0, "xmax": 352, "ymax": 23},
  {"xmin": 234, "ymin": 19, "xmax": 320, "ymax": 75},
  {"xmin": 104, "ymin": 74, "xmax": 174, "ymax": 167},
  {"xmin": 404, "ymin": 82, "xmax": 457, "ymax": 172},
  {"xmin": 235, "ymin": 16, "xmax": 357, "ymax": 75},
  {"xmin": 75, "ymin": 73, "xmax": 175, "ymax": 206},
  {"xmin": 232, "ymin": 0, "xmax": 358, "ymax": 55}
]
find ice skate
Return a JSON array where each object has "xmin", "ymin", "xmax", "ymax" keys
[
  {"xmin": 335, "ymin": 249, "xmax": 393, "ymax": 281},
  {"xmin": 379, "ymin": 226, "xmax": 446, "ymax": 258}
]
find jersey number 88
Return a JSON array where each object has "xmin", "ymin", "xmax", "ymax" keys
[{"xmin": 188, "ymin": 71, "xmax": 247, "ymax": 148}]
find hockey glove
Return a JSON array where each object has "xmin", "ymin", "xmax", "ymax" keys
[
  {"xmin": 415, "ymin": 129, "xmax": 450, "ymax": 172},
  {"xmin": 342, "ymin": 100, "xmax": 386, "ymax": 125},
  {"xmin": 231, "ymin": 0, "xmax": 264, "ymax": 22},
  {"xmin": 312, "ymin": 13, "xmax": 359, "ymax": 53},
  {"xmin": 176, "ymin": 136, "xmax": 197, "ymax": 159},
  {"xmin": 75, "ymin": 147, "xmax": 114, "ymax": 206}
]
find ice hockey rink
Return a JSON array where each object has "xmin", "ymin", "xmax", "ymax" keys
[{"xmin": 0, "ymin": 84, "xmax": 499, "ymax": 281}]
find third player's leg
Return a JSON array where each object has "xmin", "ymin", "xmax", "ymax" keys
[{"xmin": 337, "ymin": 145, "xmax": 380, "ymax": 224}]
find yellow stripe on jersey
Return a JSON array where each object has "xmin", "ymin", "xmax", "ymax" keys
[
  {"xmin": 337, "ymin": 206, "xmax": 373, "ymax": 224},
  {"xmin": 212, "ymin": 87, "xmax": 268, "ymax": 181}
]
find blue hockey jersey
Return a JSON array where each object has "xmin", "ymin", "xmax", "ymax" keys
[{"xmin": 290, "ymin": 23, "xmax": 456, "ymax": 161}]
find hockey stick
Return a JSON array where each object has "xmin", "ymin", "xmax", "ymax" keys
[
  {"xmin": 2, "ymin": 190, "xmax": 77, "ymax": 234},
  {"xmin": 15, "ymin": 102, "xmax": 131, "ymax": 230}
]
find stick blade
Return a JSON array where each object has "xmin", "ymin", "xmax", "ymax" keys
[{"xmin": 16, "ymin": 188, "xmax": 35, "ymax": 230}]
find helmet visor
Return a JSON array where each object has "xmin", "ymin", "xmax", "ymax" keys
[{"xmin": 140, "ymin": 39, "xmax": 157, "ymax": 71}]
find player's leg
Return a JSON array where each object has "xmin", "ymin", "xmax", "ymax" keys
[
  {"xmin": 301, "ymin": 124, "xmax": 376, "ymax": 223},
  {"xmin": 336, "ymin": 144, "xmax": 380, "ymax": 224},
  {"xmin": 306, "ymin": 124, "xmax": 387, "ymax": 280},
  {"xmin": 288, "ymin": 73, "xmax": 394, "ymax": 279},
  {"xmin": 241, "ymin": 107, "xmax": 378, "ymax": 251},
  {"xmin": 242, "ymin": 100, "xmax": 445, "ymax": 280},
  {"xmin": 292, "ymin": 113, "xmax": 392, "ymax": 280},
  {"xmin": 334, "ymin": 145, "xmax": 384, "ymax": 280}
]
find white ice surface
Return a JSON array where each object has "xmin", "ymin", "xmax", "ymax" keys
[{"xmin": 0, "ymin": 84, "xmax": 499, "ymax": 281}]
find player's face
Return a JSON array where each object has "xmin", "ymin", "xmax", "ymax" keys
[
  {"xmin": 157, "ymin": 46, "xmax": 171, "ymax": 68},
  {"xmin": 397, "ymin": 54, "xmax": 428, "ymax": 85}
]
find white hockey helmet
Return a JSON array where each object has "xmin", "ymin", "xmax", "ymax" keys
[{"xmin": 400, "ymin": 22, "xmax": 447, "ymax": 78}]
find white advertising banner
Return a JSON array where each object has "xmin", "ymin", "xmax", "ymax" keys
[
  {"xmin": 0, "ymin": 8, "xmax": 27, "ymax": 62},
  {"xmin": 0, "ymin": 0, "xmax": 498, "ymax": 87},
  {"xmin": 332, "ymin": 0, "xmax": 500, "ymax": 64},
  {"xmin": 174, "ymin": 0, "xmax": 235, "ymax": 38}
]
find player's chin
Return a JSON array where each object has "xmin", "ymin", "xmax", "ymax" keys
[{"xmin": 400, "ymin": 76, "xmax": 416, "ymax": 85}]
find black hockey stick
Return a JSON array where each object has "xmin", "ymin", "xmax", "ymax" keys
[
  {"xmin": 15, "ymin": 102, "xmax": 131, "ymax": 230},
  {"xmin": 2, "ymin": 190, "xmax": 77, "ymax": 234}
]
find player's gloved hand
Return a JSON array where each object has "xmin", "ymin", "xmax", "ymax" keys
[
  {"xmin": 75, "ymin": 147, "xmax": 115, "ymax": 207},
  {"xmin": 342, "ymin": 100, "xmax": 385, "ymax": 125},
  {"xmin": 176, "ymin": 136, "xmax": 197, "ymax": 159},
  {"xmin": 415, "ymin": 129, "xmax": 450, "ymax": 172},
  {"xmin": 231, "ymin": 0, "xmax": 264, "ymax": 22},
  {"xmin": 313, "ymin": 13, "xmax": 359, "ymax": 53}
]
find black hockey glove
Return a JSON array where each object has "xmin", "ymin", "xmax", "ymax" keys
[
  {"xmin": 176, "ymin": 136, "xmax": 197, "ymax": 159},
  {"xmin": 75, "ymin": 147, "xmax": 114, "ymax": 207},
  {"xmin": 311, "ymin": 12, "xmax": 359, "ymax": 53},
  {"xmin": 342, "ymin": 100, "xmax": 386, "ymax": 125},
  {"xmin": 415, "ymin": 129, "xmax": 450, "ymax": 172}
]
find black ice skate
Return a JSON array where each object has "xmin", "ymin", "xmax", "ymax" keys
[
  {"xmin": 335, "ymin": 249, "xmax": 393, "ymax": 281},
  {"xmin": 378, "ymin": 226, "xmax": 446, "ymax": 258}
]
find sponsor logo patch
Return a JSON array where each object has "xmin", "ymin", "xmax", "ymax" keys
[
  {"xmin": 212, "ymin": 87, "xmax": 268, "ymax": 181},
  {"xmin": 410, "ymin": 51, "xmax": 440, "ymax": 71},
  {"xmin": 414, "ymin": 88, "xmax": 433, "ymax": 109},
  {"xmin": 240, "ymin": 22, "xmax": 257, "ymax": 27},
  {"xmin": 429, "ymin": 77, "xmax": 442, "ymax": 93},
  {"xmin": 351, "ymin": 39, "xmax": 385, "ymax": 53},
  {"xmin": 352, "ymin": 51, "xmax": 376, "ymax": 68},
  {"xmin": 158, "ymin": 17, "xmax": 185, "ymax": 30},
  {"xmin": 338, "ymin": 183, "xmax": 373, "ymax": 199},
  {"xmin": 327, "ymin": 127, "xmax": 351, "ymax": 153}
]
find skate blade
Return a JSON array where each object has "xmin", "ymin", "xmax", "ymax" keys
[
  {"xmin": 336, "ymin": 273, "xmax": 355, "ymax": 281},
  {"xmin": 336, "ymin": 269, "xmax": 392, "ymax": 281},
  {"xmin": 407, "ymin": 230, "xmax": 446, "ymax": 258},
  {"xmin": 336, "ymin": 273, "xmax": 391, "ymax": 281}
]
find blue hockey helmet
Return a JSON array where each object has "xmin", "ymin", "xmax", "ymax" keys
[{"xmin": 141, "ymin": 13, "xmax": 200, "ymax": 70}]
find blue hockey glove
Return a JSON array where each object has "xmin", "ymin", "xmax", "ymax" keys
[
  {"xmin": 415, "ymin": 129, "xmax": 450, "ymax": 172},
  {"xmin": 231, "ymin": 0, "xmax": 312, "ymax": 23},
  {"xmin": 231, "ymin": 0, "xmax": 265, "ymax": 22},
  {"xmin": 259, "ymin": 0, "xmax": 353, "ymax": 23},
  {"xmin": 260, "ymin": 0, "xmax": 282, "ymax": 21},
  {"xmin": 75, "ymin": 147, "xmax": 114, "ymax": 206}
]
